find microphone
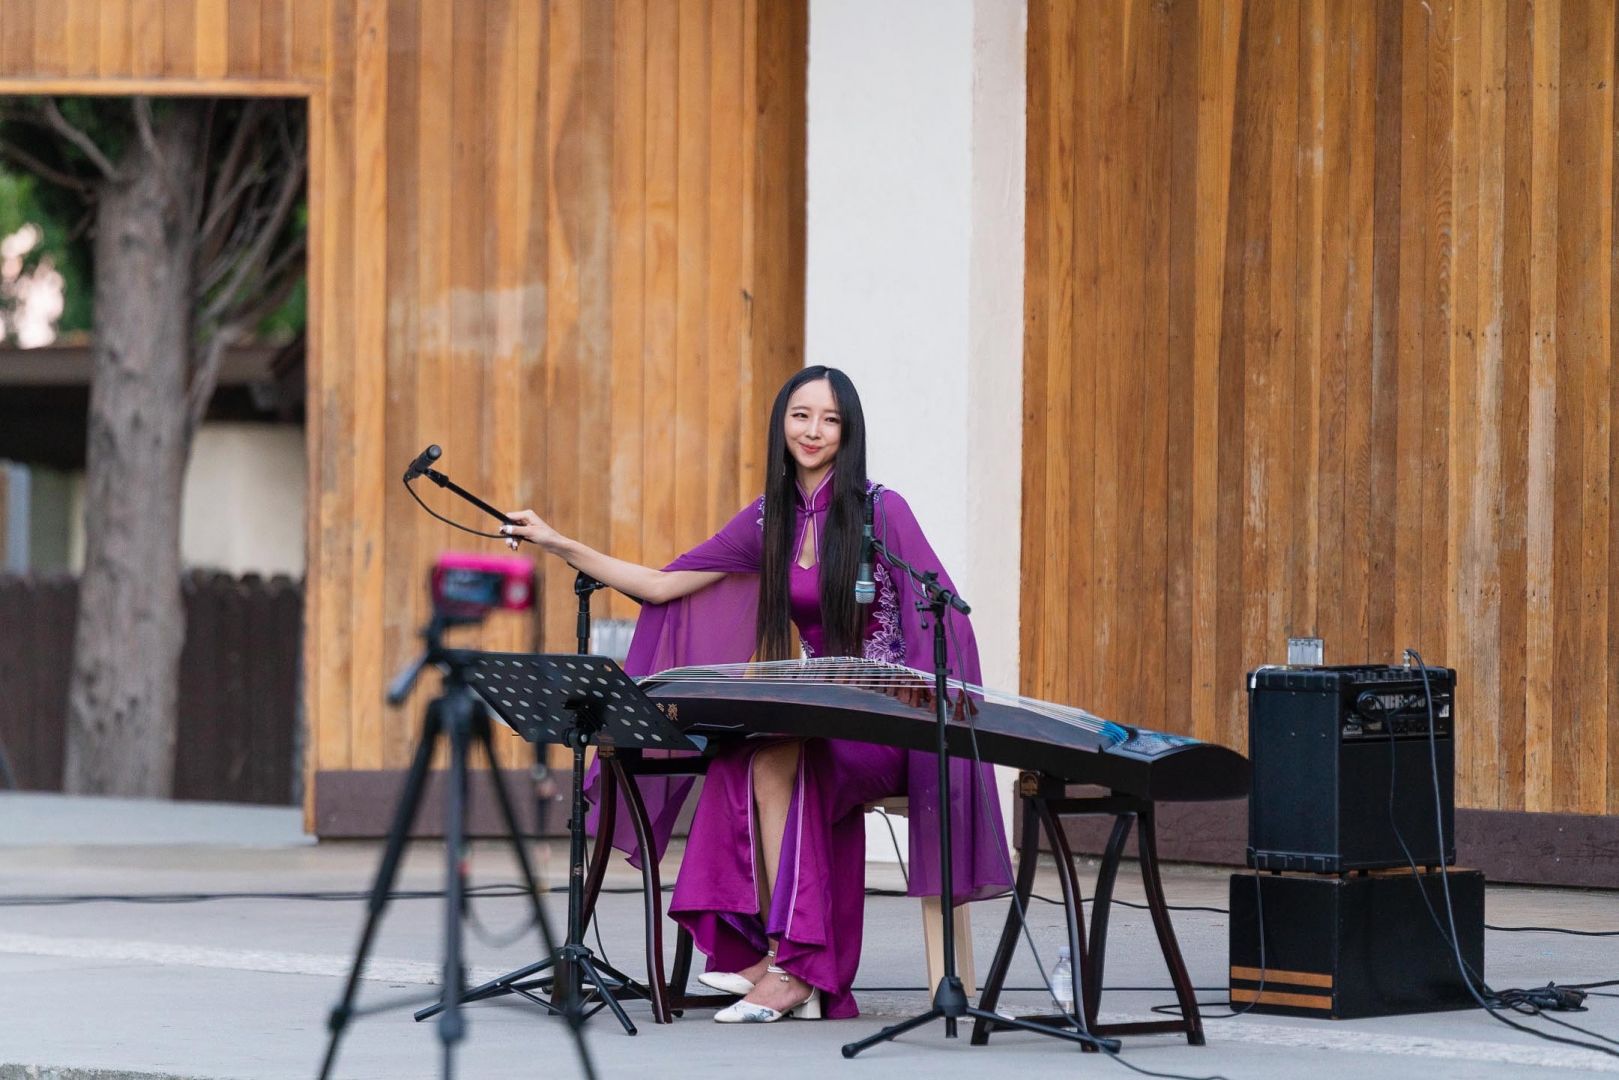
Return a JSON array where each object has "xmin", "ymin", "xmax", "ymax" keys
[
  {"xmin": 854, "ymin": 490, "xmax": 876, "ymax": 605},
  {"xmin": 403, "ymin": 444, "xmax": 442, "ymax": 482}
]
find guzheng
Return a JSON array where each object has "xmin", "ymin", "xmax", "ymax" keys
[{"xmin": 636, "ymin": 658, "xmax": 1248, "ymax": 803}]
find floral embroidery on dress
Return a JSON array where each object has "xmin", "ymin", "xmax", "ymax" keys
[
  {"xmin": 755, "ymin": 495, "xmax": 766, "ymax": 529},
  {"xmin": 861, "ymin": 561, "xmax": 905, "ymax": 664}
]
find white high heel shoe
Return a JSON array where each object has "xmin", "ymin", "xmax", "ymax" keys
[
  {"xmin": 698, "ymin": 947, "xmax": 771, "ymax": 996},
  {"xmin": 713, "ymin": 965, "xmax": 822, "ymax": 1023},
  {"xmin": 697, "ymin": 971, "xmax": 755, "ymax": 995}
]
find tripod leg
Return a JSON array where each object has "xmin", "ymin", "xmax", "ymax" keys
[
  {"xmin": 318, "ymin": 708, "xmax": 441, "ymax": 1080},
  {"xmin": 476, "ymin": 720, "xmax": 604, "ymax": 1073},
  {"xmin": 841, "ymin": 1007, "xmax": 944, "ymax": 1058},
  {"xmin": 575, "ymin": 952, "xmax": 639, "ymax": 1035},
  {"xmin": 438, "ymin": 696, "xmax": 473, "ymax": 1062},
  {"xmin": 475, "ymin": 721, "xmax": 565, "ymax": 984}
]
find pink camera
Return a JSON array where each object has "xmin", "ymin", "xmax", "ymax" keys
[{"xmin": 430, "ymin": 552, "xmax": 537, "ymax": 618}]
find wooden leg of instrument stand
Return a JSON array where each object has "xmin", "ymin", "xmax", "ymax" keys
[
  {"xmin": 970, "ymin": 793, "xmax": 1043, "ymax": 1045},
  {"xmin": 613, "ymin": 759, "xmax": 673, "ymax": 1025},
  {"xmin": 1084, "ymin": 813, "xmax": 1135, "ymax": 1027},
  {"xmin": 578, "ymin": 760, "xmax": 618, "ymax": 932},
  {"xmin": 971, "ymin": 793, "xmax": 1097, "ymax": 1050},
  {"xmin": 1136, "ymin": 805, "xmax": 1204, "ymax": 1046},
  {"xmin": 1037, "ymin": 797, "xmax": 1095, "ymax": 1049},
  {"xmin": 1075, "ymin": 801, "xmax": 1204, "ymax": 1044},
  {"xmin": 669, "ymin": 929, "xmax": 695, "ymax": 1003}
]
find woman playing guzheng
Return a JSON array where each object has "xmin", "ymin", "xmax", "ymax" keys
[{"xmin": 500, "ymin": 366, "xmax": 1009, "ymax": 1022}]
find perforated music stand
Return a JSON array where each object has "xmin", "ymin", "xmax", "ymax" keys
[{"xmin": 415, "ymin": 651, "xmax": 700, "ymax": 1035}]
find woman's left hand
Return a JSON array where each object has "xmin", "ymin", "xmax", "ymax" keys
[{"xmin": 500, "ymin": 509, "xmax": 565, "ymax": 554}]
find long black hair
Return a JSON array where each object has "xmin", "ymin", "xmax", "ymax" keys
[{"xmin": 756, "ymin": 366, "xmax": 870, "ymax": 661}]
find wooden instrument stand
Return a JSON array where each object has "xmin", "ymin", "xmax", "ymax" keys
[{"xmin": 971, "ymin": 771, "xmax": 1206, "ymax": 1048}]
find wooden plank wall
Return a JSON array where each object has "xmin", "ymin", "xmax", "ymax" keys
[
  {"xmin": 1023, "ymin": 0, "xmax": 1618, "ymax": 815},
  {"xmin": 0, "ymin": 0, "xmax": 806, "ymax": 815}
]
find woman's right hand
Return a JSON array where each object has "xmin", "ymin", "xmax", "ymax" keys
[{"xmin": 501, "ymin": 509, "xmax": 565, "ymax": 554}]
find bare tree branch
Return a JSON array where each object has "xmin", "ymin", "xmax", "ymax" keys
[
  {"xmin": 212, "ymin": 234, "xmax": 306, "ymax": 335},
  {"xmin": 190, "ymin": 100, "xmax": 219, "ymax": 232},
  {"xmin": 0, "ymin": 138, "xmax": 94, "ymax": 196},
  {"xmin": 199, "ymin": 154, "xmax": 306, "ymax": 329},
  {"xmin": 132, "ymin": 97, "xmax": 161, "ymax": 163},
  {"xmin": 197, "ymin": 104, "xmax": 289, "ymax": 292},
  {"xmin": 197, "ymin": 139, "xmax": 266, "ymax": 269},
  {"xmin": 184, "ymin": 330, "xmax": 234, "ymax": 442},
  {"xmin": 133, "ymin": 98, "xmax": 197, "ymax": 215},
  {"xmin": 41, "ymin": 98, "xmax": 120, "ymax": 181}
]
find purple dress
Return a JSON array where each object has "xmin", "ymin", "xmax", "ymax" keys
[{"xmin": 587, "ymin": 473, "xmax": 1010, "ymax": 1018}]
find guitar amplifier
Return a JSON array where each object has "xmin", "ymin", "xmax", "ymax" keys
[{"xmin": 1247, "ymin": 664, "xmax": 1455, "ymax": 873}]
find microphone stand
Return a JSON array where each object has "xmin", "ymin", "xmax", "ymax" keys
[
  {"xmin": 841, "ymin": 540, "xmax": 1119, "ymax": 1059},
  {"xmin": 410, "ymin": 463, "xmax": 515, "ymax": 526}
]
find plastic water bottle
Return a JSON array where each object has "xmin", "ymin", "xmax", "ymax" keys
[{"xmin": 1050, "ymin": 946, "xmax": 1075, "ymax": 1013}]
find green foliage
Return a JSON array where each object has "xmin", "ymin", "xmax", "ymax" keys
[
  {"xmin": 258, "ymin": 278, "xmax": 306, "ymax": 341},
  {"xmin": 0, "ymin": 95, "xmax": 308, "ymax": 343}
]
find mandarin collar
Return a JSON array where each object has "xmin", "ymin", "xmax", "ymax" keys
[{"xmin": 794, "ymin": 470, "xmax": 835, "ymax": 514}]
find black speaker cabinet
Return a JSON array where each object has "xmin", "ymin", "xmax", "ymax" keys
[
  {"xmin": 1229, "ymin": 869, "xmax": 1484, "ymax": 1018},
  {"xmin": 1248, "ymin": 665, "xmax": 1456, "ymax": 872}
]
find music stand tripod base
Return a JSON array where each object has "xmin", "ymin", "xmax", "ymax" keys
[{"xmin": 414, "ymin": 651, "xmax": 700, "ymax": 1035}]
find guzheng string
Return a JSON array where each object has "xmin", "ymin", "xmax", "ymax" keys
[{"xmin": 642, "ymin": 658, "xmax": 1132, "ymax": 747}]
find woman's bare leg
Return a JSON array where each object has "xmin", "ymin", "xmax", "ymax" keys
[{"xmin": 735, "ymin": 741, "xmax": 813, "ymax": 1008}]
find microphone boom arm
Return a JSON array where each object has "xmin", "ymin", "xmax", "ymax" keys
[{"xmin": 414, "ymin": 466, "xmax": 519, "ymax": 529}]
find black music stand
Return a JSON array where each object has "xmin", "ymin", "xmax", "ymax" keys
[
  {"xmin": 416, "ymin": 651, "xmax": 701, "ymax": 1034},
  {"xmin": 841, "ymin": 544, "xmax": 1118, "ymax": 1059},
  {"xmin": 318, "ymin": 616, "xmax": 593, "ymax": 1080}
]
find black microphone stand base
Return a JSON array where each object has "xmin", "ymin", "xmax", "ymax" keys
[
  {"xmin": 420, "ymin": 943, "xmax": 649, "ymax": 1035},
  {"xmin": 841, "ymin": 976, "xmax": 1111, "ymax": 1058},
  {"xmin": 841, "ymin": 550, "xmax": 1118, "ymax": 1061}
]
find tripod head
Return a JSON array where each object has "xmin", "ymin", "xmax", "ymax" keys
[{"xmin": 388, "ymin": 552, "xmax": 538, "ymax": 706}]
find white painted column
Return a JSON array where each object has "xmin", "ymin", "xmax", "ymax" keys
[{"xmin": 806, "ymin": 0, "xmax": 1026, "ymax": 861}]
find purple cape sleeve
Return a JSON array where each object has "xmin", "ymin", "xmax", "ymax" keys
[
  {"xmin": 873, "ymin": 489, "xmax": 1013, "ymax": 902},
  {"xmin": 586, "ymin": 499, "xmax": 766, "ymax": 867}
]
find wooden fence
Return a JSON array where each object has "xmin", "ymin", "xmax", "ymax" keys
[{"xmin": 0, "ymin": 572, "xmax": 302, "ymax": 804}]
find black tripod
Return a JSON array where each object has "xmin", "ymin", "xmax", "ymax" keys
[
  {"xmin": 841, "ymin": 546, "xmax": 1118, "ymax": 1059},
  {"xmin": 318, "ymin": 613, "xmax": 594, "ymax": 1080},
  {"xmin": 414, "ymin": 575, "xmax": 668, "ymax": 1034}
]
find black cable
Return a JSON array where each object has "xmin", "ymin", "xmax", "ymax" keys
[
  {"xmin": 857, "ymin": 984, "xmax": 1228, "ymax": 994},
  {"xmin": 1393, "ymin": 650, "xmax": 1619, "ymax": 1059},
  {"xmin": 464, "ymin": 887, "xmax": 545, "ymax": 950},
  {"xmin": 592, "ymin": 908, "xmax": 615, "ymax": 971},
  {"xmin": 404, "ymin": 476, "xmax": 509, "ymax": 540},
  {"xmin": 1140, "ymin": 860, "xmax": 1268, "ymax": 1024},
  {"xmin": 871, "ymin": 805, "xmax": 909, "ymax": 890},
  {"xmin": 1488, "ymin": 924, "xmax": 1619, "ymax": 937},
  {"xmin": 0, "ymin": 883, "xmax": 659, "ymax": 907}
]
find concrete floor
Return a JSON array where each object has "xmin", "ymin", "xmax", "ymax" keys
[{"xmin": 2, "ymin": 791, "xmax": 1618, "ymax": 1079}]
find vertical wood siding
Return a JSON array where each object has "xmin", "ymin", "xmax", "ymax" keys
[
  {"xmin": 0, "ymin": 0, "xmax": 806, "ymax": 810},
  {"xmin": 1023, "ymin": 0, "xmax": 1618, "ymax": 815}
]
